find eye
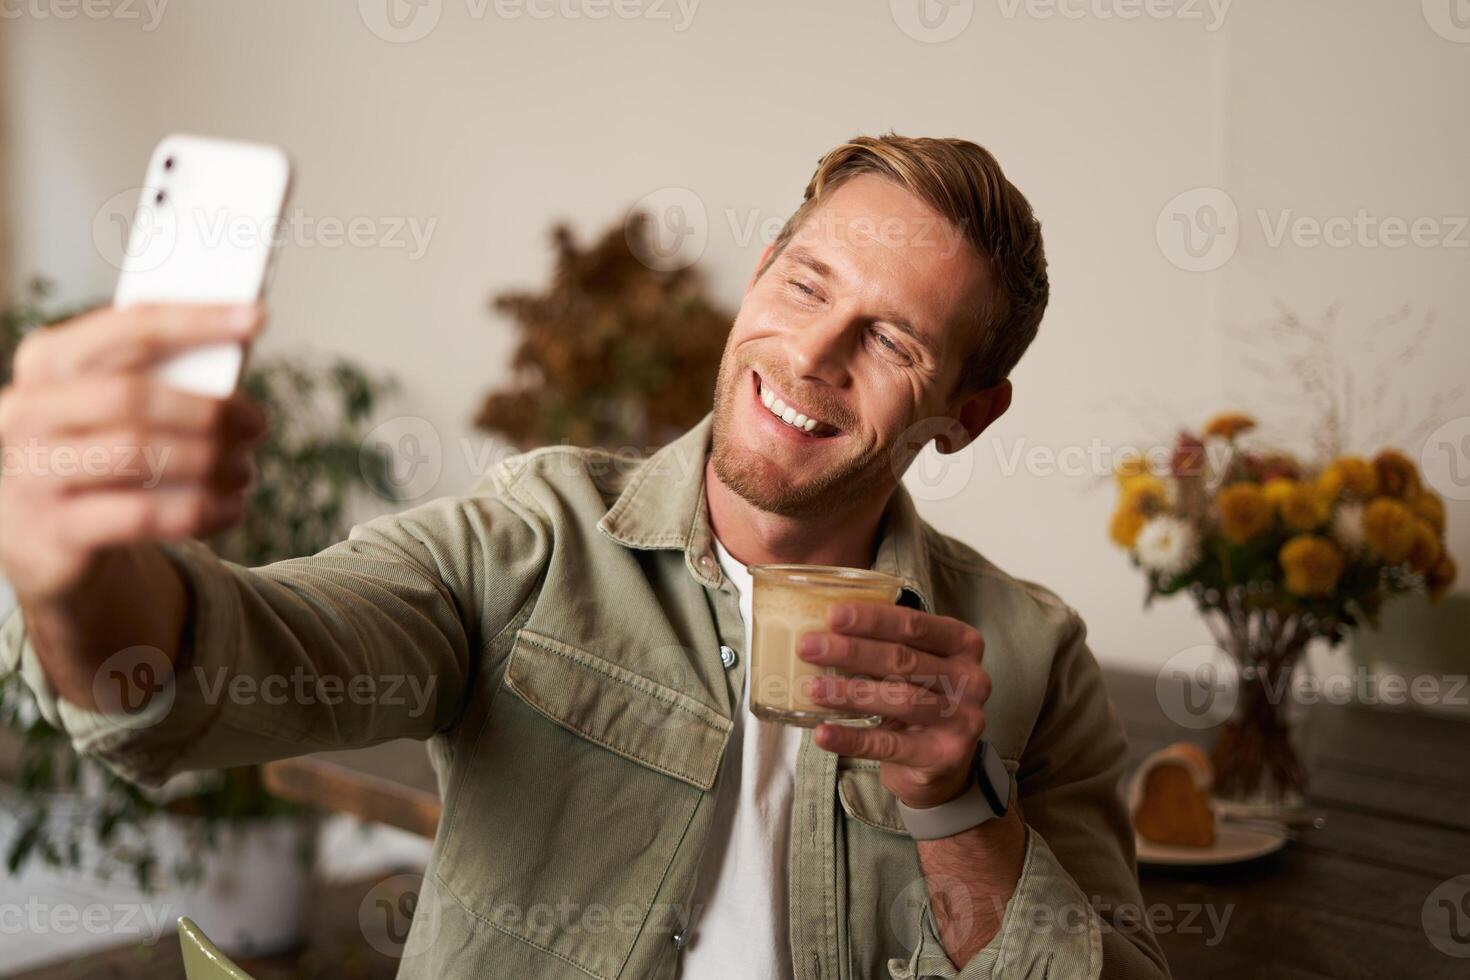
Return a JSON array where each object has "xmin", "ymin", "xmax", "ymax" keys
[
  {"xmin": 787, "ymin": 279, "xmax": 819, "ymax": 300},
  {"xmin": 868, "ymin": 327, "xmax": 913, "ymax": 364}
]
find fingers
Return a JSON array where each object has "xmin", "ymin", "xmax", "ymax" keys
[
  {"xmin": 0, "ymin": 376, "xmax": 266, "ymax": 440},
  {"xmin": 805, "ymin": 673, "xmax": 980, "ymax": 728},
  {"xmin": 810, "ymin": 718, "xmax": 957, "ymax": 768},
  {"xmin": 55, "ymin": 487, "xmax": 248, "ymax": 551},
  {"xmin": 827, "ymin": 603, "xmax": 984, "ymax": 660},
  {"xmin": 37, "ymin": 434, "xmax": 257, "ymax": 494},
  {"xmin": 11, "ymin": 303, "xmax": 264, "ymax": 385},
  {"xmin": 798, "ymin": 631, "xmax": 954, "ymax": 692}
]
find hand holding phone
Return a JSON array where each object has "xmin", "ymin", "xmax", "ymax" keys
[{"xmin": 115, "ymin": 133, "xmax": 293, "ymax": 396}]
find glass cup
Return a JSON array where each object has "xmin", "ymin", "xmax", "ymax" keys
[{"xmin": 747, "ymin": 563, "xmax": 904, "ymax": 728}]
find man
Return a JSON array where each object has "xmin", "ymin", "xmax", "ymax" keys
[{"xmin": 0, "ymin": 134, "xmax": 1171, "ymax": 979}]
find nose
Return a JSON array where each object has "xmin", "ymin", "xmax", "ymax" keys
[{"xmin": 782, "ymin": 309, "xmax": 854, "ymax": 387}]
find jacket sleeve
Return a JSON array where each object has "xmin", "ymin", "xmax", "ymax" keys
[
  {"xmin": 0, "ymin": 483, "xmax": 549, "ymax": 788},
  {"xmin": 895, "ymin": 613, "xmax": 1173, "ymax": 980}
]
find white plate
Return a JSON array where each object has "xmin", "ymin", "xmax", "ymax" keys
[{"xmin": 1135, "ymin": 823, "xmax": 1288, "ymax": 866}]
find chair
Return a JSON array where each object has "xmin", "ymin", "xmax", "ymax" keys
[{"xmin": 178, "ymin": 917, "xmax": 257, "ymax": 980}]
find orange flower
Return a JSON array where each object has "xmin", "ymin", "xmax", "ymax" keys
[
  {"xmin": 1204, "ymin": 412, "xmax": 1256, "ymax": 441},
  {"xmin": 1407, "ymin": 519, "xmax": 1442, "ymax": 573},
  {"xmin": 1217, "ymin": 482, "xmax": 1272, "ymax": 544},
  {"xmin": 1265, "ymin": 478, "xmax": 1327, "ymax": 531},
  {"xmin": 1372, "ymin": 449, "xmax": 1420, "ymax": 500},
  {"xmin": 1362, "ymin": 497, "xmax": 1417, "ymax": 564},
  {"xmin": 1317, "ymin": 456, "xmax": 1379, "ymax": 502},
  {"xmin": 1280, "ymin": 535, "xmax": 1344, "ymax": 597},
  {"xmin": 1429, "ymin": 553, "xmax": 1458, "ymax": 600},
  {"xmin": 1413, "ymin": 489, "xmax": 1446, "ymax": 534}
]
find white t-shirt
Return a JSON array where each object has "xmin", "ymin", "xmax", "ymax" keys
[{"xmin": 676, "ymin": 536, "xmax": 803, "ymax": 979}]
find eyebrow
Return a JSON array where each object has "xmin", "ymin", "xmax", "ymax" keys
[{"xmin": 780, "ymin": 245, "xmax": 936, "ymax": 358}]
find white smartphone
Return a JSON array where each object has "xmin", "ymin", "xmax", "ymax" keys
[{"xmin": 114, "ymin": 133, "xmax": 293, "ymax": 397}]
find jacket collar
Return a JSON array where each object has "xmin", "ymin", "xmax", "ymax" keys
[{"xmin": 597, "ymin": 412, "xmax": 935, "ymax": 612}]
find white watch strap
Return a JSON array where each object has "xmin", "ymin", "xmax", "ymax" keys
[{"xmin": 896, "ymin": 741, "xmax": 1010, "ymax": 840}]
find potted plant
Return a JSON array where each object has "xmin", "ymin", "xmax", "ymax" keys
[
  {"xmin": 0, "ymin": 278, "xmax": 401, "ymax": 956},
  {"xmin": 474, "ymin": 212, "xmax": 732, "ymax": 451}
]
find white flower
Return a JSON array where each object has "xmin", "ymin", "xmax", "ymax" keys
[
  {"xmin": 1333, "ymin": 502, "xmax": 1366, "ymax": 553},
  {"xmin": 1135, "ymin": 516, "xmax": 1201, "ymax": 577}
]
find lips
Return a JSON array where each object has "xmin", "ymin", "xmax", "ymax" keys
[{"xmin": 753, "ymin": 372, "xmax": 841, "ymax": 438}]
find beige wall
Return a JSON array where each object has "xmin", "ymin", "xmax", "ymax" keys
[{"xmin": 2, "ymin": 2, "xmax": 1462, "ymax": 670}]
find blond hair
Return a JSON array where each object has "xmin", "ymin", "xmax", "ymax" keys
[{"xmin": 758, "ymin": 133, "xmax": 1049, "ymax": 393}]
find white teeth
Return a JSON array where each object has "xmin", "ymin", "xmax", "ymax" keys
[{"xmin": 758, "ymin": 379, "xmax": 829, "ymax": 434}]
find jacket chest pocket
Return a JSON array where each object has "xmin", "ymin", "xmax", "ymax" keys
[{"xmin": 435, "ymin": 628, "xmax": 731, "ymax": 980}]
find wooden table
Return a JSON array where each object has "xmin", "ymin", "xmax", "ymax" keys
[{"xmin": 261, "ymin": 668, "xmax": 1470, "ymax": 978}]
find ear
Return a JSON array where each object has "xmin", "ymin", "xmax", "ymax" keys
[
  {"xmin": 937, "ymin": 379, "xmax": 1013, "ymax": 454},
  {"xmin": 746, "ymin": 241, "xmax": 777, "ymax": 294}
]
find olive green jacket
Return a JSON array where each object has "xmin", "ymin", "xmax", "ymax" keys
[{"xmin": 2, "ymin": 414, "xmax": 1169, "ymax": 980}]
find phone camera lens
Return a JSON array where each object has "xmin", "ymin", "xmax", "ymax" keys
[
  {"xmin": 163, "ymin": 156, "xmax": 175, "ymax": 171},
  {"xmin": 154, "ymin": 189, "xmax": 167, "ymax": 206}
]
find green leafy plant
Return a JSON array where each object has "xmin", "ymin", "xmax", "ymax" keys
[{"xmin": 0, "ymin": 277, "xmax": 400, "ymax": 889}]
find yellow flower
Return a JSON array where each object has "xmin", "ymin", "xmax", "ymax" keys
[
  {"xmin": 1413, "ymin": 489, "xmax": 1446, "ymax": 534},
  {"xmin": 1203, "ymin": 412, "xmax": 1256, "ymax": 441},
  {"xmin": 1118, "ymin": 474, "xmax": 1170, "ymax": 513},
  {"xmin": 1372, "ymin": 449, "xmax": 1420, "ymax": 500},
  {"xmin": 1317, "ymin": 456, "xmax": 1379, "ymax": 502},
  {"xmin": 1429, "ymin": 553, "xmax": 1458, "ymax": 600},
  {"xmin": 1109, "ymin": 506, "xmax": 1147, "ymax": 549},
  {"xmin": 1407, "ymin": 519, "xmax": 1442, "ymax": 572},
  {"xmin": 1110, "ymin": 475, "xmax": 1170, "ymax": 549},
  {"xmin": 1362, "ymin": 497, "xmax": 1416, "ymax": 564},
  {"xmin": 1217, "ymin": 482, "xmax": 1272, "ymax": 544},
  {"xmin": 1114, "ymin": 452, "xmax": 1150, "ymax": 485},
  {"xmin": 1265, "ymin": 478, "xmax": 1328, "ymax": 531},
  {"xmin": 1280, "ymin": 535, "xmax": 1344, "ymax": 597}
]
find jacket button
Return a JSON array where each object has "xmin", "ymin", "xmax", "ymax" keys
[
  {"xmin": 699, "ymin": 554, "xmax": 716, "ymax": 574},
  {"xmin": 671, "ymin": 930, "xmax": 688, "ymax": 949},
  {"xmin": 719, "ymin": 646, "xmax": 736, "ymax": 668}
]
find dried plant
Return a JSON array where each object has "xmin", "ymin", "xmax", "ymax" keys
[{"xmin": 474, "ymin": 213, "xmax": 734, "ymax": 452}]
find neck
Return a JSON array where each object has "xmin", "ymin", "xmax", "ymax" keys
[{"xmin": 704, "ymin": 458, "xmax": 892, "ymax": 569}]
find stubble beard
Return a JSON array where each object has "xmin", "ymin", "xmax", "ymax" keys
[{"xmin": 708, "ymin": 352, "xmax": 892, "ymax": 520}]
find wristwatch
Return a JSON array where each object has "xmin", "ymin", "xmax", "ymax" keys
[{"xmin": 896, "ymin": 740, "xmax": 1010, "ymax": 840}]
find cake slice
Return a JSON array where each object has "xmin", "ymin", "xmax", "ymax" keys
[{"xmin": 1130, "ymin": 742, "xmax": 1216, "ymax": 847}]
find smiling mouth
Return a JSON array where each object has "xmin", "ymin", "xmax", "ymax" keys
[{"xmin": 753, "ymin": 372, "xmax": 842, "ymax": 437}]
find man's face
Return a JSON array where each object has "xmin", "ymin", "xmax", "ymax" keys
[{"xmin": 710, "ymin": 173, "xmax": 995, "ymax": 517}]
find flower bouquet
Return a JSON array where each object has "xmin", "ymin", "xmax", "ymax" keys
[{"xmin": 1110, "ymin": 412, "xmax": 1456, "ymax": 810}]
